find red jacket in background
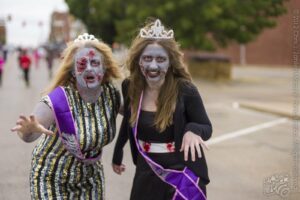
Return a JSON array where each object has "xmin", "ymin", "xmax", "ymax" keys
[{"xmin": 20, "ymin": 55, "xmax": 31, "ymax": 69}]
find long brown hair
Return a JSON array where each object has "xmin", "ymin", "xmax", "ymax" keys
[
  {"xmin": 128, "ymin": 20, "xmax": 192, "ymax": 132},
  {"xmin": 43, "ymin": 40, "xmax": 122, "ymax": 95}
]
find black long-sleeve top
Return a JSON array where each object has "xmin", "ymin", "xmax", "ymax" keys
[{"xmin": 112, "ymin": 79, "xmax": 213, "ymax": 185}]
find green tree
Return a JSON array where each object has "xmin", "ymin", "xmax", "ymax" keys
[
  {"xmin": 66, "ymin": 0, "xmax": 125, "ymax": 44},
  {"xmin": 65, "ymin": 0, "xmax": 287, "ymax": 50}
]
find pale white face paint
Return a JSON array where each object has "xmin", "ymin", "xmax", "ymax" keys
[
  {"xmin": 74, "ymin": 47, "xmax": 105, "ymax": 89},
  {"xmin": 139, "ymin": 43, "xmax": 170, "ymax": 86}
]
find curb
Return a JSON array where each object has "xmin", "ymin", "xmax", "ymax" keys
[{"xmin": 238, "ymin": 102, "xmax": 300, "ymax": 120}]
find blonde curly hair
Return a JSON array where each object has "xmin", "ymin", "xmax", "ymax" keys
[{"xmin": 43, "ymin": 40, "xmax": 122, "ymax": 95}]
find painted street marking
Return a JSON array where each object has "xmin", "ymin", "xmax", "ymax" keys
[{"xmin": 207, "ymin": 118, "xmax": 288, "ymax": 145}]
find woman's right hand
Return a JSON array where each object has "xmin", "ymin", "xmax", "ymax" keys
[
  {"xmin": 112, "ymin": 164, "xmax": 126, "ymax": 175},
  {"xmin": 11, "ymin": 114, "xmax": 54, "ymax": 136}
]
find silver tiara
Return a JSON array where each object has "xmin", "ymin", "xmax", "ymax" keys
[
  {"xmin": 74, "ymin": 33, "xmax": 99, "ymax": 42},
  {"xmin": 140, "ymin": 19, "xmax": 174, "ymax": 39}
]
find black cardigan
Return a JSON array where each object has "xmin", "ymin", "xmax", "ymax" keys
[{"xmin": 112, "ymin": 79, "xmax": 213, "ymax": 185}]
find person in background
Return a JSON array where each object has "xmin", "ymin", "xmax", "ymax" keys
[
  {"xmin": 33, "ymin": 48, "xmax": 41, "ymax": 69},
  {"xmin": 19, "ymin": 49, "xmax": 32, "ymax": 87},
  {"xmin": 2, "ymin": 44, "xmax": 8, "ymax": 62},
  {"xmin": 0, "ymin": 52, "xmax": 5, "ymax": 86},
  {"xmin": 45, "ymin": 47, "xmax": 55, "ymax": 79}
]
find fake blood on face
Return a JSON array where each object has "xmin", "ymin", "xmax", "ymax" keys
[
  {"xmin": 76, "ymin": 57, "xmax": 88, "ymax": 73},
  {"xmin": 88, "ymin": 49, "xmax": 95, "ymax": 58},
  {"xmin": 97, "ymin": 74, "xmax": 103, "ymax": 81}
]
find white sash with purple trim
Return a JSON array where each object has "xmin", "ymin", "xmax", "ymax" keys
[
  {"xmin": 133, "ymin": 91, "xmax": 206, "ymax": 200},
  {"xmin": 48, "ymin": 86, "xmax": 101, "ymax": 164}
]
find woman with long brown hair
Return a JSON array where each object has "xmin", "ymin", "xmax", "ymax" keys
[
  {"xmin": 112, "ymin": 19, "xmax": 212, "ymax": 200},
  {"xmin": 11, "ymin": 33, "xmax": 121, "ymax": 199}
]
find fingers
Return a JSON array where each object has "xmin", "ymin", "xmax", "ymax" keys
[
  {"xmin": 183, "ymin": 143, "xmax": 203, "ymax": 161},
  {"xmin": 16, "ymin": 119, "xmax": 24, "ymax": 126},
  {"xmin": 29, "ymin": 115, "xmax": 36, "ymax": 122},
  {"xmin": 14, "ymin": 115, "xmax": 29, "ymax": 128},
  {"xmin": 12, "ymin": 116, "xmax": 28, "ymax": 132},
  {"xmin": 202, "ymin": 141, "xmax": 209, "ymax": 151},
  {"xmin": 120, "ymin": 164, "xmax": 126, "ymax": 172},
  {"xmin": 112, "ymin": 164, "xmax": 125, "ymax": 175},
  {"xmin": 19, "ymin": 115, "xmax": 29, "ymax": 122},
  {"xmin": 42, "ymin": 129, "xmax": 55, "ymax": 136},
  {"xmin": 184, "ymin": 144, "xmax": 189, "ymax": 161},
  {"xmin": 16, "ymin": 115, "xmax": 29, "ymax": 126},
  {"xmin": 38, "ymin": 124, "xmax": 54, "ymax": 136},
  {"xmin": 198, "ymin": 137, "xmax": 209, "ymax": 151},
  {"xmin": 180, "ymin": 139, "xmax": 184, "ymax": 152},
  {"xmin": 190, "ymin": 142, "xmax": 196, "ymax": 161},
  {"xmin": 181, "ymin": 132, "xmax": 210, "ymax": 162},
  {"xmin": 112, "ymin": 166, "xmax": 121, "ymax": 174},
  {"xmin": 11, "ymin": 125, "xmax": 22, "ymax": 132},
  {"xmin": 15, "ymin": 115, "xmax": 33, "ymax": 129},
  {"xmin": 112, "ymin": 165, "xmax": 120, "ymax": 174},
  {"xmin": 180, "ymin": 136, "xmax": 192, "ymax": 161},
  {"xmin": 195, "ymin": 142, "xmax": 202, "ymax": 158},
  {"xmin": 12, "ymin": 114, "xmax": 53, "ymax": 136},
  {"xmin": 19, "ymin": 114, "xmax": 37, "ymax": 124}
]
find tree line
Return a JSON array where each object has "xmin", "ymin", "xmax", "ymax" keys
[{"xmin": 65, "ymin": 0, "xmax": 287, "ymax": 50}]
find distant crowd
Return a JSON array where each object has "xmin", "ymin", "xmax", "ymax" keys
[{"xmin": 0, "ymin": 44, "xmax": 59, "ymax": 87}]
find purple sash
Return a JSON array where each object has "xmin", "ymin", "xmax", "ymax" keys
[
  {"xmin": 132, "ymin": 91, "xmax": 206, "ymax": 200},
  {"xmin": 48, "ymin": 86, "xmax": 101, "ymax": 164}
]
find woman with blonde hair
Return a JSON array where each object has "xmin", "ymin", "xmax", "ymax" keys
[
  {"xmin": 11, "ymin": 33, "xmax": 121, "ymax": 199},
  {"xmin": 112, "ymin": 19, "xmax": 212, "ymax": 200}
]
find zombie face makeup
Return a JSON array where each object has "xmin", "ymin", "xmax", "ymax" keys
[
  {"xmin": 139, "ymin": 43, "xmax": 170, "ymax": 86},
  {"xmin": 74, "ymin": 47, "xmax": 105, "ymax": 89}
]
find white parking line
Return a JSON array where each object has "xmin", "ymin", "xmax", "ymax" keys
[{"xmin": 207, "ymin": 118, "xmax": 289, "ymax": 145}]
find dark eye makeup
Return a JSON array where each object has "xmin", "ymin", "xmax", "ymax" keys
[
  {"xmin": 142, "ymin": 55, "xmax": 167, "ymax": 63},
  {"xmin": 91, "ymin": 59, "xmax": 101, "ymax": 67}
]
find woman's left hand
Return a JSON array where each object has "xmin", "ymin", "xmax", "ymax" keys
[{"xmin": 180, "ymin": 131, "xmax": 209, "ymax": 162}]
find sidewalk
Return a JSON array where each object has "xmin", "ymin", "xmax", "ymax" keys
[{"xmin": 193, "ymin": 65, "xmax": 296, "ymax": 119}]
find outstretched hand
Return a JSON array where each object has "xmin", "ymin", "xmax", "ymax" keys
[
  {"xmin": 180, "ymin": 131, "xmax": 209, "ymax": 162},
  {"xmin": 11, "ymin": 114, "xmax": 54, "ymax": 136}
]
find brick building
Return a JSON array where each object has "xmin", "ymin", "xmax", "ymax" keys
[
  {"xmin": 216, "ymin": 0, "xmax": 300, "ymax": 66},
  {"xmin": 49, "ymin": 12, "xmax": 71, "ymax": 43},
  {"xmin": 49, "ymin": 11, "xmax": 87, "ymax": 43}
]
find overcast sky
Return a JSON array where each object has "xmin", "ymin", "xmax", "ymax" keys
[{"xmin": 0, "ymin": 0, "xmax": 68, "ymax": 47}]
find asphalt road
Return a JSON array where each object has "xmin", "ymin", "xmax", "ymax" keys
[{"xmin": 0, "ymin": 53, "xmax": 299, "ymax": 200}]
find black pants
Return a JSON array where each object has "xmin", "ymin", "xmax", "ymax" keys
[{"xmin": 23, "ymin": 68, "xmax": 30, "ymax": 86}]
